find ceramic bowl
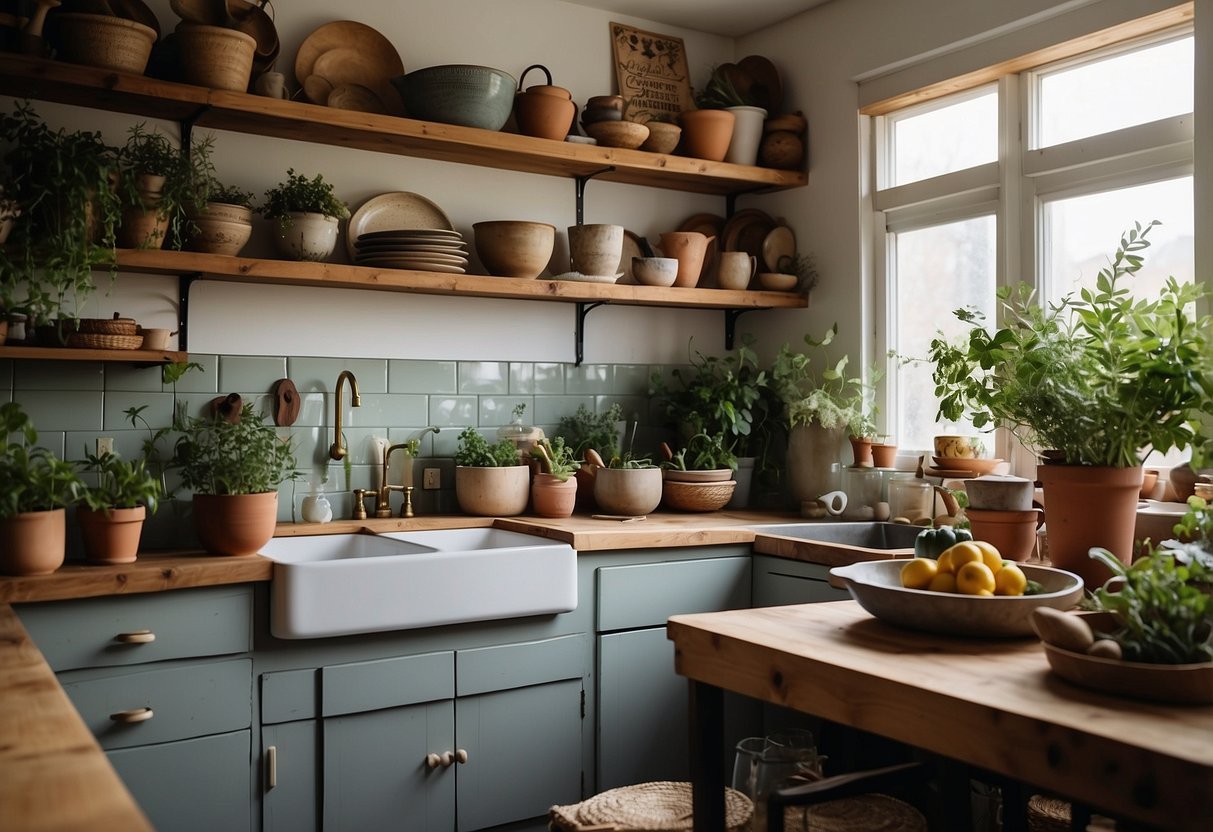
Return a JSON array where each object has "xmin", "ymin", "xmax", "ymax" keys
[
  {"xmin": 934, "ymin": 435, "xmax": 984, "ymax": 459},
  {"xmin": 584, "ymin": 120, "xmax": 649, "ymax": 149},
  {"xmin": 631, "ymin": 256, "xmax": 678, "ymax": 287},
  {"xmin": 828, "ymin": 560, "xmax": 1084, "ymax": 638},
  {"xmin": 639, "ymin": 122, "xmax": 681, "ymax": 154},
  {"xmin": 758, "ymin": 272, "xmax": 797, "ymax": 291},
  {"xmin": 473, "ymin": 220, "xmax": 555, "ymax": 279},
  {"xmin": 392, "ymin": 65, "xmax": 516, "ymax": 131}
]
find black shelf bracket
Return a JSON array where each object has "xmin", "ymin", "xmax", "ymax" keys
[
  {"xmin": 178, "ymin": 273, "xmax": 200, "ymax": 352},
  {"xmin": 724, "ymin": 308, "xmax": 752, "ymax": 350},
  {"xmin": 574, "ymin": 301, "xmax": 608, "ymax": 366},
  {"xmin": 574, "ymin": 167, "xmax": 616, "ymax": 226},
  {"xmin": 179, "ymin": 105, "xmax": 211, "ymax": 152}
]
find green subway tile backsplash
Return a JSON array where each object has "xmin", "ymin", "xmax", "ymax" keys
[
  {"xmin": 458, "ymin": 361, "xmax": 509, "ymax": 394},
  {"xmin": 15, "ymin": 359, "xmax": 104, "ymax": 391},
  {"xmin": 389, "ymin": 359, "xmax": 457, "ymax": 394}
]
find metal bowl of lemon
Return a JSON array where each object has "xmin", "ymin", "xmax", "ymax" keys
[{"xmin": 828, "ymin": 559, "xmax": 1083, "ymax": 637}]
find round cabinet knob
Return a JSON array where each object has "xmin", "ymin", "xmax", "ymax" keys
[
  {"xmin": 114, "ymin": 629, "xmax": 156, "ymax": 644},
  {"xmin": 454, "ymin": 748, "xmax": 468, "ymax": 765},
  {"xmin": 425, "ymin": 752, "xmax": 442, "ymax": 769},
  {"xmin": 109, "ymin": 707, "xmax": 154, "ymax": 724}
]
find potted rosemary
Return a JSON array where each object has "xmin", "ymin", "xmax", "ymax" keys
[
  {"xmin": 261, "ymin": 168, "xmax": 350, "ymax": 262},
  {"xmin": 116, "ymin": 125, "xmax": 213, "ymax": 250}
]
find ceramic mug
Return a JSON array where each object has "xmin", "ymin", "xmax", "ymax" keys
[
  {"xmin": 255, "ymin": 71, "xmax": 288, "ymax": 100},
  {"xmin": 717, "ymin": 251, "xmax": 756, "ymax": 291}
]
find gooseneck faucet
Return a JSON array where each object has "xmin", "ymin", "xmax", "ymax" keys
[
  {"xmin": 376, "ymin": 443, "xmax": 410, "ymax": 518},
  {"xmin": 329, "ymin": 370, "xmax": 361, "ymax": 461}
]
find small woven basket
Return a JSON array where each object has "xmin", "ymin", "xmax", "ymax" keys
[
  {"xmin": 550, "ymin": 781, "xmax": 752, "ymax": 832},
  {"xmin": 662, "ymin": 480, "xmax": 736, "ymax": 512},
  {"xmin": 177, "ymin": 24, "xmax": 256, "ymax": 92},
  {"xmin": 78, "ymin": 314, "xmax": 137, "ymax": 336},
  {"xmin": 67, "ymin": 333, "xmax": 144, "ymax": 350}
]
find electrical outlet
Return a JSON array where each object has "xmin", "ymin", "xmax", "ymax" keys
[
  {"xmin": 423, "ymin": 468, "xmax": 441, "ymax": 490},
  {"xmin": 96, "ymin": 437, "xmax": 114, "ymax": 456}
]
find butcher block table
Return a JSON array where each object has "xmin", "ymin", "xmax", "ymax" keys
[{"xmin": 667, "ymin": 601, "xmax": 1213, "ymax": 832}]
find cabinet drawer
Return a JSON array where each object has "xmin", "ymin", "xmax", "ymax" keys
[
  {"xmin": 61, "ymin": 658, "xmax": 252, "ymax": 750},
  {"xmin": 16, "ymin": 586, "xmax": 253, "ymax": 672},
  {"xmin": 752, "ymin": 555, "xmax": 849, "ymax": 607},
  {"xmin": 596, "ymin": 556, "xmax": 751, "ymax": 632},
  {"xmin": 322, "ymin": 651, "xmax": 454, "ymax": 718}
]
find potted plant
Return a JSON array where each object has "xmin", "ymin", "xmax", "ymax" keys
[
  {"xmin": 530, "ymin": 436, "xmax": 580, "ymax": 518},
  {"xmin": 660, "ymin": 433, "xmax": 738, "ymax": 513},
  {"xmin": 0, "ymin": 402, "xmax": 84, "ymax": 575},
  {"xmin": 260, "ymin": 168, "xmax": 350, "ymax": 262},
  {"xmin": 679, "ymin": 67, "xmax": 739, "ymax": 162},
  {"xmin": 557, "ymin": 402, "xmax": 626, "ymax": 510},
  {"xmin": 591, "ymin": 453, "xmax": 663, "ymax": 517},
  {"xmin": 75, "ymin": 448, "xmax": 161, "ymax": 564},
  {"xmin": 0, "ymin": 102, "xmax": 120, "ymax": 337},
  {"xmin": 454, "ymin": 426, "xmax": 530, "ymax": 516},
  {"xmin": 172, "ymin": 398, "xmax": 297, "ymax": 556},
  {"xmin": 929, "ymin": 222, "xmax": 1213, "ymax": 586},
  {"xmin": 691, "ymin": 64, "xmax": 767, "ymax": 166},
  {"xmin": 185, "ymin": 178, "xmax": 256, "ymax": 256},
  {"xmin": 871, "ymin": 435, "xmax": 898, "ymax": 469}
]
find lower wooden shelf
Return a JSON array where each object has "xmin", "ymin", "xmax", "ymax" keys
[{"xmin": 0, "ymin": 345, "xmax": 187, "ymax": 364}]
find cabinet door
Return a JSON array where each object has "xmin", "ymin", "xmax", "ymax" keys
[
  {"xmin": 262, "ymin": 721, "xmax": 318, "ymax": 832},
  {"xmin": 456, "ymin": 678, "xmax": 584, "ymax": 831},
  {"xmin": 323, "ymin": 700, "xmax": 455, "ymax": 832},
  {"xmin": 751, "ymin": 555, "xmax": 850, "ymax": 607},
  {"xmin": 107, "ymin": 729, "xmax": 251, "ymax": 832}
]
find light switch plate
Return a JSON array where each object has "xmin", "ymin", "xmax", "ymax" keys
[{"xmin": 423, "ymin": 468, "xmax": 441, "ymax": 489}]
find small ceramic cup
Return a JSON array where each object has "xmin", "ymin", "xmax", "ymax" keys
[
  {"xmin": 255, "ymin": 71, "xmax": 288, "ymax": 100},
  {"xmin": 717, "ymin": 251, "xmax": 756, "ymax": 291},
  {"xmin": 934, "ymin": 434, "xmax": 983, "ymax": 459}
]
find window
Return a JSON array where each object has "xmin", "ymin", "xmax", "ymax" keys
[{"xmin": 871, "ymin": 27, "xmax": 1194, "ymax": 465}]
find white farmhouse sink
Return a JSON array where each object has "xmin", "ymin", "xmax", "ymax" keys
[{"xmin": 260, "ymin": 530, "xmax": 577, "ymax": 639}]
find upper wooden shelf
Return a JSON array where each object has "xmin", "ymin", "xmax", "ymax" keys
[{"xmin": 0, "ymin": 54, "xmax": 807, "ymax": 197}]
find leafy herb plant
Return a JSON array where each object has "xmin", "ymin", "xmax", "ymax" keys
[
  {"xmin": 173, "ymin": 401, "xmax": 297, "ymax": 495},
  {"xmin": 771, "ymin": 324, "xmax": 875, "ymax": 434},
  {"xmin": 454, "ymin": 427, "xmax": 520, "ymax": 467},
  {"xmin": 530, "ymin": 437, "xmax": 580, "ymax": 481},
  {"xmin": 77, "ymin": 450, "xmax": 161, "ymax": 514},
  {"xmin": 261, "ymin": 168, "xmax": 350, "ymax": 230},
  {"xmin": 0, "ymin": 402, "xmax": 84, "ymax": 518},
  {"xmin": 556, "ymin": 403, "xmax": 624, "ymax": 459},
  {"xmin": 662, "ymin": 433, "xmax": 737, "ymax": 472}
]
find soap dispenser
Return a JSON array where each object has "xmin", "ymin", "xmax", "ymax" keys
[{"xmin": 301, "ymin": 480, "xmax": 333, "ymax": 524}]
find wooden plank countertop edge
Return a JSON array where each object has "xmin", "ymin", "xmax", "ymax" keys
[{"xmin": 0, "ymin": 605, "xmax": 152, "ymax": 832}]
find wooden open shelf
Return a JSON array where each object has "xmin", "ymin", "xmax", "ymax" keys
[
  {"xmin": 0, "ymin": 54, "xmax": 807, "ymax": 196},
  {"xmin": 0, "ymin": 345, "xmax": 187, "ymax": 364}
]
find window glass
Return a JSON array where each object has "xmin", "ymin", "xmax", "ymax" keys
[
  {"xmin": 893, "ymin": 216, "xmax": 997, "ymax": 451},
  {"xmin": 890, "ymin": 89, "xmax": 997, "ymax": 186},
  {"xmin": 1037, "ymin": 35, "xmax": 1193, "ymax": 147}
]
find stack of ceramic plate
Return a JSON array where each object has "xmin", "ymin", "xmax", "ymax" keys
[{"xmin": 352, "ymin": 229, "xmax": 469, "ymax": 273}]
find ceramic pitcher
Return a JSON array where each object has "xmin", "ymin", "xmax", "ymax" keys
[
  {"xmin": 717, "ymin": 251, "xmax": 756, "ymax": 291},
  {"xmin": 658, "ymin": 231, "xmax": 715, "ymax": 288}
]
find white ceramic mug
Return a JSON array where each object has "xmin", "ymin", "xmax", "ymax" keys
[
  {"xmin": 255, "ymin": 71, "xmax": 289, "ymax": 100},
  {"xmin": 717, "ymin": 251, "xmax": 756, "ymax": 291}
]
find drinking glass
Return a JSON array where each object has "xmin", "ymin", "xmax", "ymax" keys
[{"xmin": 732, "ymin": 731, "xmax": 826, "ymax": 831}]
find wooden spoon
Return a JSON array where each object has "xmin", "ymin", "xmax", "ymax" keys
[{"xmin": 584, "ymin": 448, "xmax": 606, "ymax": 469}]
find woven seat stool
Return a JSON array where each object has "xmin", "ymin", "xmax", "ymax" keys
[{"xmin": 549, "ymin": 781, "xmax": 753, "ymax": 831}]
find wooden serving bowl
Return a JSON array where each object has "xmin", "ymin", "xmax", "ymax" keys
[{"xmin": 584, "ymin": 120, "xmax": 649, "ymax": 149}]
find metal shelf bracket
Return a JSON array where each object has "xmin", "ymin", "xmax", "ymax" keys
[
  {"xmin": 574, "ymin": 301, "xmax": 608, "ymax": 366},
  {"xmin": 724, "ymin": 308, "xmax": 751, "ymax": 350},
  {"xmin": 178, "ymin": 273, "xmax": 200, "ymax": 352},
  {"xmin": 574, "ymin": 167, "xmax": 616, "ymax": 226}
]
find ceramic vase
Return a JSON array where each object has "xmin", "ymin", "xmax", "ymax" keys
[
  {"xmin": 192, "ymin": 492, "xmax": 278, "ymax": 557},
  {"xmin": 786, "ymin": 422, "xmax": 846, "ymax": 506},
  {"xmin": 724, "ymin": 105, "xmax": 767, "ymax": 166},
  {"xmin": 274, "ymin": 212, "xmax": 339, "ymax": 262},
  {"xmin": 77, "ymin": 506, "xmax": 146, "ymax": 564},
  {"xmin": 185, "ymin": 202, "xmax": 253, "ymax": 256},
  {"xmin": 514, "ymin": 65, "xmax": 576, "ymax": 141},
  {"xmin": 593, "ymin": 468, "xmax": 663, "ymax": 517},
  {"xmin": 1036, "ymin": 464, "xmax": 1142, "ymax": 587},
  {"xmin": 0, "ymin": 509, "xmax": 66, "ymax": 576},
  {"xmin": 531, "ymin": 473, "xmax": 578, "ymax": 518},
  {"xmin": 657, "ymin": 231, "xmax": 715, "ymax": 288},
  {"xmin": 679, "ymin": 109, "xmax": 735, "ymax": 162},
  {"xmin": 849, "ymin": 436, "xmax": 874, "ymax": 468}
]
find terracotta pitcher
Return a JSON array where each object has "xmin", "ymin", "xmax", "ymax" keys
[{"xmin": 658, "ymin": 231, "xmax": 715, "ymax": 288}]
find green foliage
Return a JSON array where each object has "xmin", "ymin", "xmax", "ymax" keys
[
  {"xmin": 771, "ymin": 324, "xmax": 878, "ymax": 435},
  {"xmin": 118, "ymin": 125, "xmax": 217, "ymax": 249},
  {"xmin": 261, "ymin": 168, "xmax": 350, "ymax": 228},
  {"xmin": 1161, "ymin": 495, "xmax": 1213, "ymax": 570},
  {"xmin": 776, "ymin": 252, "xmax": 819, "ymax": 294},
  {"xmin": 77, "ymin": 450, "xmax": 160, "ymax": 514},
  {"xmin": 0, "ymin": 403, "xmax": 84, "ymax": 519},
  {"xmin": 663, "ymin": 433, "xmax": 737, "ymax": 472},
  {"xmin": 929, "ymin": 222, "xmax": 1213, "ymax": 468},
  {"xmin": 530, "ymin": 437, "xmax": 581, "ymax": 481},
  {"xmin": 454, "ymin": 427, "xmax": 520, "ymax": 467},
  {"xmin": 172, "ymin": 401, "xmax": 297, "ymax": 495},
  {"xmin": 123, "ymin": 362, "xmax": 202, "ymax": 498},
  {"xmin": 1088, "ymin": 547, "xmax": 1213, "ymax": 664},
  {"xmin": 694, "ymin": 65, "xmax": 759, "ymax": 109},
  {"xmin": 556, "ymin": 403, "xmax": 624, "ymax": 459},
  {"xmin": 206, "ymin": 182, "xmax": 256, "ymax": 208},
  {"xmin": 605, "ymin": 453, "xmax": 656, "ymax": 469}
]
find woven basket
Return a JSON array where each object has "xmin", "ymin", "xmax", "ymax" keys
[
  {"xmin": 78, "ymin": 315, "xmax": 137, "ymax": 336},
  {"xmin": 177, "ymin": 24, "xmax": 256, "ymax": 92},
  {"xmin": 785, "ymin": 793, "xmax": 927, "ymax": 832},
  {"xmin": 662, "ymin": 480, "xmax": 736, "ymax": 512},
  {"xmin": 67, "ymin": 333, "xmax": 144, "ymax": 350},
  {"xmin": 550, "ymin": 781, "xmax": 752, "ymax": 832},
  {"xmin": 1027, "ymin": 795, "xmax": 1118, "ymax": 832},
  {"xmin": 54, "ymin": 13, "xmax": 156, "ymax": 75}
]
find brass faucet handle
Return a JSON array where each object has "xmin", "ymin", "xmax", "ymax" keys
[
  {"xmin": 402, "ymin": 486, "xmax": 415, "ymax": 519},
  {"xmin": 351, "ymin": 488, "xmax": 368, "ymax": 521},
  {"xmin": 374, "ymin": 485, "xmax": 404, "ymax": 518}
]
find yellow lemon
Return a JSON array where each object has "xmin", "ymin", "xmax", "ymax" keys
[
  {"xmin": 955, "ymin": 560, "xmax": 997, "ymax": 596},
  {"xmin": 900, "ymin": 558, "xmax": 938, "ymax": 589},
  {"xmin": 943, "ymin": 542, "xmax": 983, "ymax": 572},
  {"xmin": 972, "ymin": 541, "xmax": 1002, "ymax": 574},
  {"xmin": 994, "ymin": 563, "xmax": 1027, "ymax": 596},
  {"xmin": 927, "ymin": 572, "xmax": 957, "ymax": 593},
  {"xmin": 936, "ymin": 550, "xmax": 954, "ymax": 574}
]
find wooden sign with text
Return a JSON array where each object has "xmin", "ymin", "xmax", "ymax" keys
[{"xmin": 610, "ymin": 22, "xmax": 694, "ymax": 122}]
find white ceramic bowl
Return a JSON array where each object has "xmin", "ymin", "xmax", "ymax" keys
[
  {"xmin": 829, "ymin": 560, "xmax": 1083, "ymax": 637},
  {"xmin": 632, "ymin": 256, "xmax": 678, "ymax": 287},
  {"xmin": 758, "ymin": 272, "xmax": 797, "ymax": 291}
]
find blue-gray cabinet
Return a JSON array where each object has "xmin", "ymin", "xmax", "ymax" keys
[{"xmin": 751, "ymin": 555, "xmax": 850, "ymax": 607}]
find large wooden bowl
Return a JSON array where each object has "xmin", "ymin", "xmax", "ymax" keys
[{"xmin": 473, "ymin": 221, "xmax": 556, "ymax": 279}]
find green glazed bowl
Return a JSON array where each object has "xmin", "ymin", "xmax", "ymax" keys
[{"xmin": 393, "ymin": 65, "xmax": 516, "ymax": 131}]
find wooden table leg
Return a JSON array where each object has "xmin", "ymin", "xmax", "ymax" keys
[{"xmin": 689, "ymin": 679, "xmax": 725, "ymax": 832}]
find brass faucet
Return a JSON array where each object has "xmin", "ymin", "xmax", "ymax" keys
[
  {"xmin": 329, "ymin": 370, "xmax": 361, "ymax": 461},
  {"xmin": 375, "ymin": 443, "xmax": 411, "ymax": 518}
]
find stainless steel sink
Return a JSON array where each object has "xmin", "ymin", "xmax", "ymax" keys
[{"xmin": 749, "ymin": 521, "xmax": 920, "ymax": 564}]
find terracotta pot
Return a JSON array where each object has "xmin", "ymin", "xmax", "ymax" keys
[
  {"xmin": 657, "ymin": 231, "xmax": 714, "ymax": 288},
  {"xmin": 77, "ymin": 505, "xmax": 146, "ymax": 564},
  {"xmin": 965, "ymin": 507, "xmax": 1043, "ymax": 563},
  {"xmin": 192, "ymin": 491, "xmax": 278, "ymax": 557},
  {"xmin": 786, "ymin": 422, "xmax": 846, "ymax": 506},
  {"xmin": 455, "ymin": 466, "xmax": 531, "ymax": 516},
  {"xmin": 724, "ymin": 105, "xmax": 767, "ymax": 166},
  {"xmin": 0, "ymin": 509, "xmax": 66, "ymax": 576},
  {"xmin": 1036, "ymin": 464, "xmax": 1142, "ymax": 587},
  {"xmin": 593, "ymin": 467, "xmax": 663, "ymax": 516},
  {"xmin": 273, "ymin": 212, "xmax": 339, "ymax": 262},
  {"xmin": 678, "ymin": 108, "xmax": 735, "ymax": 162},
  {"xmin": 514, "ymin": 66, "xmax": 575, "ymax": 141},
  {"xmin": 848, "ymin": 436, "xmax": 873, "ymax": 467},
  {"xmin": 531, "ymin": 473, "xmax": 578, "ymax": 518},
  {"xmin": 871, "ymin": 442, "xmax": 898, "ymax": 469},
  {"xmin": 117, "ymin": 202, "xmax": 169, "ymax": 249}
]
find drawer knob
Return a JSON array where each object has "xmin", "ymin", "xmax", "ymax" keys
[
  {"xmin": 114, "ymin": 629, "xmax": 156, "ymax": 644},
  {"xmin": 454, "ymin": 748, "xmax": 468, "ymax": 765},
  {"xmin": 109, "ymin": 707, "xmax": 154, "ymax": 724},
  {"xmin": 425, "ymin": 751, "xmax": 455, "ymax": 769}
]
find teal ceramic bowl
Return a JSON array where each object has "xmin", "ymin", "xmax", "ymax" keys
[{"xmin": 392, "ymin": 65, "xmax": 516, "ymax": 131}]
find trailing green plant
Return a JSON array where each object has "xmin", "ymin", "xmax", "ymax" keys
[
  {"xmin": 530, "ymin": 437, "xmax": 580, "ymax": 481},
  {"xmin": 662, "ymin": 433, "xmax": 737, "ymax": 472},
  {"xmin": 771, "ymin": 324, "xmax": 874, "ymax": 434},
  {"xmin": 929, "ymin": 222, "xmax": 1213, "ymax": 468},
  {"xmin": 261, "ymin": 168, "xmax": 350, "ymax": 230},
  {"xmin": 454, "ymin": 427, "xmax": 520, "ymax": 467},
  {"xmin": 172, "ymin": 401, "xmax": 297, "ymax": 495},
  {"xmin": 118, "ymin": 125, "xmax": 216, "ymax": 249},
  {"xmin": 123, "ymin": 361, "xmax": 202, "ymax": 498},
  {"xmin": 1087, "ymin": 547, "xmax": 1213, "ymax": 664},
  {"xmin": 556, "ymin": 402, "xmax": 624, "ymax": 459},
  {"xmin": 0, "ymin": 402, "xmax": 84, "ymax": 519},
  {"xmin": 0, "ymin": 102, "xmax": 119, "ymax": 326},
  {"xmin": 76, "ymin": 450, "xmax": 161, "ymax": 514}
]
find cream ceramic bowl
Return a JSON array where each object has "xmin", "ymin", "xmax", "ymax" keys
[{"xmin": 631, "ymin": 256, "xmax": 678, "ymax": 287}]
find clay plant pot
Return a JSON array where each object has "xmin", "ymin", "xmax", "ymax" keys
[
  {"xmin": 473, "ymin": 220, "xmax": 556, "ymax": 278},
  {"xmin": 192, "ymin": 491, "xmax": 278, "ymax": 557},
  {"xmin": 871, "ymin": 442, "xmax": 898, "ymax": 469},
  {"xmin": 657, "ymin": 231, "xmax": 715, "ymax": 289},
  {"xmin": 77, "ymin": 505, "xmax": 147, "ymax": 565},
  {"xmin": 184, "ymin": 202, "xmax": 253, "ymax": 256},
  {"xmin": 849, "ymin": 436, "xmax": 874, "ymax": 468},
  {"xmin": 455, "ymin": 466, "xmax": 531, "ymax": 516},
  {"xmin": 117, "ymin": 201, "xmax": 170, "ymax": 249},
  {"xmin": 531, "ymin": 473, "xmax": 578, "ymax": 518},
  {"xmin": 678, "ymin": 108, "xmax": 735, "ymax": 162},
  {"xmin": 0, "ymin": 509, "xmax": 66, "ymax": 576},
  {"xmin": 513, "ymin": 65, "xmax": 575, "ymax": 141},
  {"xmin": 965, "ymin": 507, "xmax": 1043, "ymax": 563},
  {"xmin": 1036, "ymin": 464, "xmax": 1142, "ymax": 588},
  {"xmin": 177, "ymin": 24, "xmax": 256, "ymax": 92},
  {"xmin": 593, "ymin": 467, "xmax": 663, "ymax": 517},
  {"xmin": 273, "ymin": 212, "xmax": 339, "ymax": 262}
]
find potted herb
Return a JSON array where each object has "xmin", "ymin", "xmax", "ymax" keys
[
  {"xmin": 591, "ymin": 452, "xmax": 662, "ymax": 517},
  {"xmin": 173, "ymin": 398, "xmax": 297, "ymax": 556},
  {"xmin": 679, "ymin": 66, "xmax": 745, "ymax": 162},
  {"xmin": 692, "ymin": 64, "xmax": 766, "ymax": 165},
  {"xmin": 0, "ymin": 402, "xmax": 84, "ymax": 575},
  {"xmin": 660, "ymin": 433, "xmax": 738, "ymax": 513},
  {"xmin": 116, "ymin": 125, "xmax": 213, "ymax": 250},
  {"xmin": 453, "ymin": 426, "xmax": 530, "ymax": 517},
  {"xmin": 184, "ymin": 177, "xmax": 255, "ymax": 256},
  {"xmin": 75, "ymin": 448, "xmax": 161, "ymax": 564},
  {"xmin": 556, "ymin": 402, "xmax": 625, "ymax": 511},
  {"xmin": 530, "ymin": 437, "xmax": 580, "ymax": 518},
  {"xmin": 929, "ymin": 222, "xmax": 1213, "ymax": 586},
  {"xmin": 260, "ymin": 168, "xmax": 350, "ymax": 262}
]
